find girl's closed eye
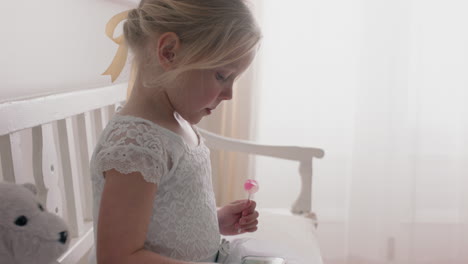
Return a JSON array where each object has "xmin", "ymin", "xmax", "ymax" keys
[
  {"xmin": 216, "ymin": 71, "xmax": 233, "ymax": 82},
  {"xmin": 215, "ymin": 72, "xmax": 226, "ymax": 81}
]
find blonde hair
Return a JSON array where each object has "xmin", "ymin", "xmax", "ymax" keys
[{"xmin": 123, "ymin": 0, "xmax": 262, "ymax": 87}]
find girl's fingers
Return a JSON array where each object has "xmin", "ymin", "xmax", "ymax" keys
[
  {"xmin": 240, "ymin": 211, "xmax": 259, "ymax": 224},
  {"xmin": 232, "ymin": 199, "xmax": 248, "ymax": 205},
  {"xmin": 242, "ymin": 201, "xmax": 257, "ymax": 216},
  {"xmin": 239, "ymin": 219, "xmax": 258, "ymax": 230},
  {"xmin": 240, "ymin": 226, "xmax": 258, "ymax": 233}
]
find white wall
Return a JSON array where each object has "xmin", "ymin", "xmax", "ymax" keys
[{"xmin": 1, "ymin": 0, "xmax": 137, "ymax": 103}]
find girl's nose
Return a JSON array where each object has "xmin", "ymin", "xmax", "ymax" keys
[{"xmin": 220, "ymin": 84, "xmax": 233, "ymax": 100}]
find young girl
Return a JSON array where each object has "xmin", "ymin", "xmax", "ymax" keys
[{"xmin": 90, "ymin": 0, "xmax": 262, "ymax": 263}]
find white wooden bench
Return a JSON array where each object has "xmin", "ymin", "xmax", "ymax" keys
[{"xmin": 0, "ymin": 83, "xmax": 324, "ymax": 264}]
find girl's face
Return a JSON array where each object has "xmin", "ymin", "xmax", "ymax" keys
[{"xmin": 166, "ymin": 52, "xmax": 255, "ymax": 124}]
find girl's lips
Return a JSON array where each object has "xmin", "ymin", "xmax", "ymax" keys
[{"xmin": 206, "ymin": 106, "xmax": 217, "ymax": 114}]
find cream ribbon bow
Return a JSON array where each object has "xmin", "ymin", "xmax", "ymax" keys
[
  {"xmin": 102, "ymin": 10, "xmax": 137, "ymax": 98},
  {"xmin": 102, "ymin": 10, "xmax": 131, "ymax": 82}
]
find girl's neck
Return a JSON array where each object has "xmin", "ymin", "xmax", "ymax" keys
[
  {"xmin": 118, "ymin": 76, "xmax": 200, "ymax": 148},
  {"xmin": 120, "ymin": 83, "xmax": 178, "ymax": 129}
]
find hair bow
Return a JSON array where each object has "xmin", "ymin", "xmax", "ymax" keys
[
  {"xmin": 102, "ymin": 10, "xmax": 130, "ymax": 82},
  {"xmin": 102, "ymin": 10, "xmax": 137, "ymax": 98}
]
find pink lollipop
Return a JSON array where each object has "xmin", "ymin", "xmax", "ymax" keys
[
  {"xmin": 238, "ymin": 179, "xmax": 259, "ymax": 233},
  {"xmin": 244, "ymin": 179, "xmax": 259, "ymax": 201}
]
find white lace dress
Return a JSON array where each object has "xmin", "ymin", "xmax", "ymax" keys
[{"xmin": 90, "ymin": 114, "xmax": 221, "ymax": 262}]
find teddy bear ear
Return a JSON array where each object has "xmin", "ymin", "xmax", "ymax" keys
[{"xmin": 22, "ymin": 183, "xmax": 38, "ymax": 195}]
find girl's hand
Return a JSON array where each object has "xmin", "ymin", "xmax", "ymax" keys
[{"xmin": 217, "ymin": 199, "xmax": 259, "ymax": 236}]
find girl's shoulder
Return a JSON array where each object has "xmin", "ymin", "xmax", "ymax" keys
[
  {"xmin": 99, "ymin": 113, "xmax": 186, "ymax": 155},
  {"xmin": 91, "ymin": 114, "xmax": 181, "ymax": 185}
]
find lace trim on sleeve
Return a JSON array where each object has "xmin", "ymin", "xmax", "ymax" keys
[{"xmin": 96, "ymin": 145, "xmax": 167, "ymax": 184}]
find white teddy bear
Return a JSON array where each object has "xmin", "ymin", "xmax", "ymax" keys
[{"xmin": 0, "ymin": 182, "xmax": 70, "ymax": 264}]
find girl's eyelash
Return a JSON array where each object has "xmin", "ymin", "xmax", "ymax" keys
[{"xmin": 216, "ymin": 72, "xmax": 226, "ymax": 81}]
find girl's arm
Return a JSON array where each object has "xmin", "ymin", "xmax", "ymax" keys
[{"xmin": 97, "ymin": 169, "xmax": 215, "ymax": 264}]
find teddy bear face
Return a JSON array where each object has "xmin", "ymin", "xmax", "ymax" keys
[{"xmin": 0, "ymin": 182, "xmax": 69, "ymax": 264}]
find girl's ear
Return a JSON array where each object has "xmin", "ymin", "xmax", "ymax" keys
[{"xmin": 157, "ymin": 32, "xmax": 181, "ymax": 71}]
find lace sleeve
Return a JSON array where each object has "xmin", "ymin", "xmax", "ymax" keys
[
  {"xmin": 95, "ymin": 145, "xmax": 167, "ymax": 184},
  {"xmin": 93, "ymin": 121, "xmax": 171, "ymax": 185}
]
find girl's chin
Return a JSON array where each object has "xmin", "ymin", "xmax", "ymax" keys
[{"xmin": 188, "ymin": 115, "xmax": 203, "ymax": 125}]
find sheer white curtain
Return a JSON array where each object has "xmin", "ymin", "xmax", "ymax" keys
[{"xmin": 254, "ymin": 0, "xmax": 468, "ymax": 263}]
